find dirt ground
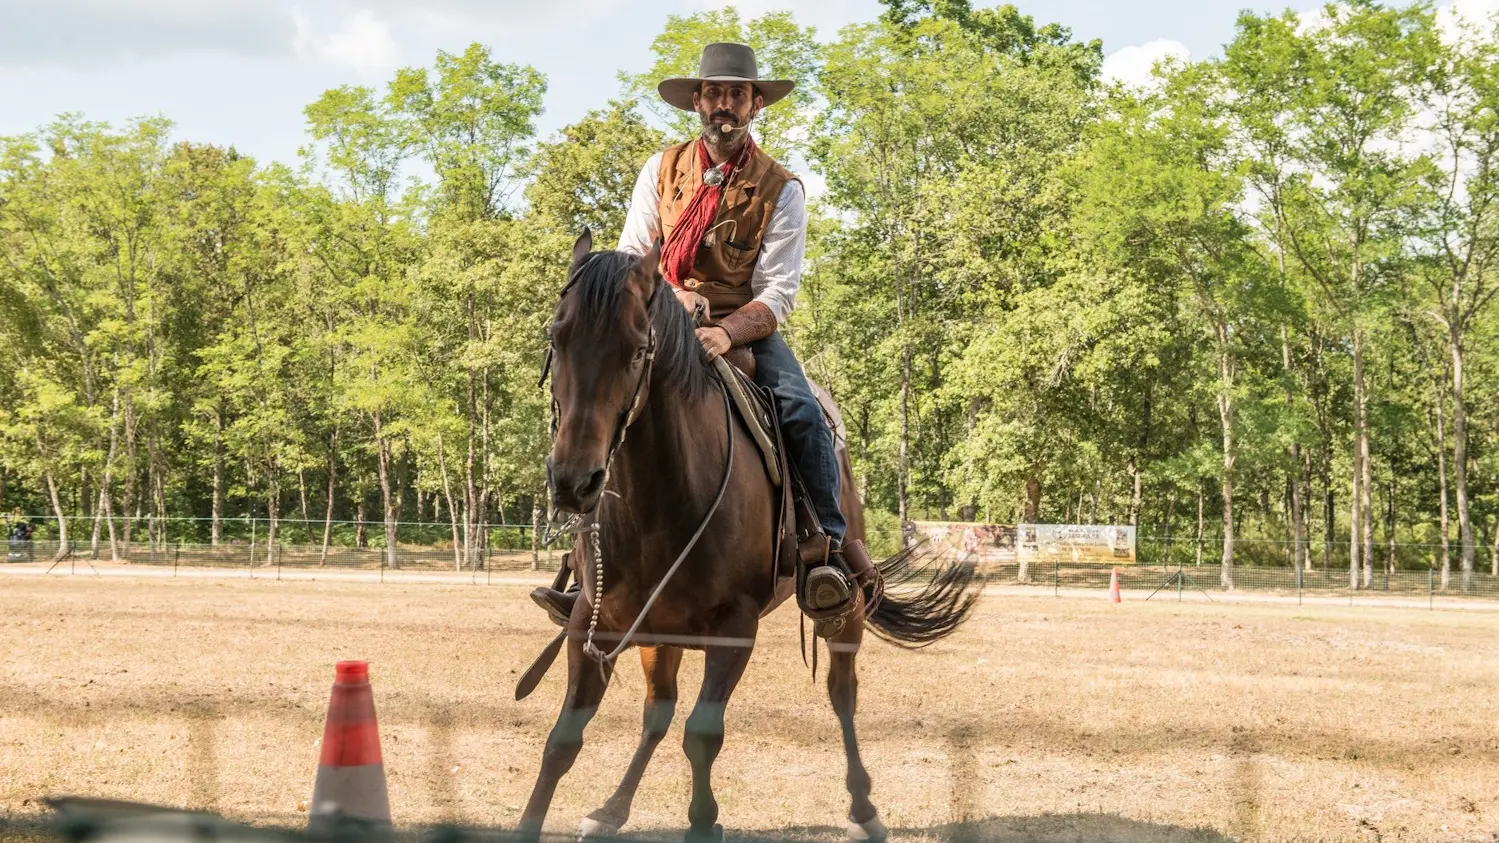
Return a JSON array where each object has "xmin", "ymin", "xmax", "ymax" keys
[{"xmin": 0, "ymin": 575, "xmax": 1496, "ymax": 843}]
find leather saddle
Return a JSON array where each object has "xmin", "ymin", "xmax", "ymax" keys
[{"xmin": 713, "ymin": 348, "xmax": 846, "ymax": 586}]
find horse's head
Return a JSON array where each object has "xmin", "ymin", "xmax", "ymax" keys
[{"xmin": 546, "ymin": 229, "xmax": 663, "ymax": 515}]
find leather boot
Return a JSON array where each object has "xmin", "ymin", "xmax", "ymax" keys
[
  {"xmin": 797, "ymin": 533, "xmax": 854, "ymax": 637},
  {"xmin": 529, "ymin": 551, "xmax": 579, "ymax": 627},
  {"xmin": 529, "ymin": 586, "xmax": 578, "ymax": 627},
  {"xmin": 840, "ymin": 539, "xmax": 884, "ymax": 613}
]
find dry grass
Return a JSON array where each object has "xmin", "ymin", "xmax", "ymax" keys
[{"xmin": 0, "ymin": 576, "xmax": 1496, "ymax": 843}]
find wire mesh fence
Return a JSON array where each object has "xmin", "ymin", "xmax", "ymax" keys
[
  {"xmin": 3, "ymin": 514, "xmax": 556, "ymax": 576},
  {"xmin": 928, "ymin": 532, "xmax": 1499, "ymax": 602},
  {"xmin": 7, "ymin": 515, "xmax": 1498, "ymax": 604}
]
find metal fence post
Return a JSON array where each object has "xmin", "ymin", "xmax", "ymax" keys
[
  {"xmin": 1053, "ymin": 561, "xmax": 1058, "ymax": 597},
  {"xmin": 1429, "ymin": 567, "xmax": 1434, "ymax": 611},
  {"xmin": 174, "ymin": 540, "xmax": 180, "ymax": 577},
  {"xmin": 1297, "ymin": 564, "xmax": 1302, "ymax": 605}
]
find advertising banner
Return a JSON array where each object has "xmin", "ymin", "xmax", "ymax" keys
[{"xmin": 1016, "ymin": 523, "xmax": 1136, "ymax": 565}]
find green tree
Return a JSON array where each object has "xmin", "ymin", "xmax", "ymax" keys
[
  {"xmin": 525, "ymin": 99, "xmax": 665, "ymax": 243},
  {"xmin": 1222, "ymin": 3, "xmax": 1441, "ymax": 588}
]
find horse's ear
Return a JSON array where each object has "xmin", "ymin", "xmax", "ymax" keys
[
  {"xmin": 628, "ymin": 242, "xmax": 661, "ymax": 301},
  {"xmin": 570, "ymin": 228, "xmax": 593, "ymax": 275}
]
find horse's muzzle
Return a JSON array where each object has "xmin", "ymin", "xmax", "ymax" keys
[{"xmin": 548, "ymin": 457, "xmax": 607, "ymax": 515}]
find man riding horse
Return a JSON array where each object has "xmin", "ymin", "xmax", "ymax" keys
[{"xmin": 532, "ymin": 42, "xmax": 867, "ymax": 632}]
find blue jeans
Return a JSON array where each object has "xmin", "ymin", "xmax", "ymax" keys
[{"xmin": 749, "ymin": 333, "xmax": 847, "ymax": 543}]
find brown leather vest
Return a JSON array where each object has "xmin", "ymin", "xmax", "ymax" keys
[{"xmin": 656, "ymin": 140, "xmax": 798, "ymax": 320}]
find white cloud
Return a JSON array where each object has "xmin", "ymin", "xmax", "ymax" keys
[
  {"xmin": 1298, "ymin": 0, "xmax": 1497, "ymax": 44},
  {"xmin": 1100, "ymin": 39, "xmax": 1191, "ymax": 88},
  {"xmin": 293, "ymin": 9, "xmax": 403, "ymax": 76},
  {"xmin": 799, "ymin": 167, "xmax": 828, "ymax": 203},
  {"xmin": 1438, "ymin": 0, "xmax": 1499, "ymax": 43}
]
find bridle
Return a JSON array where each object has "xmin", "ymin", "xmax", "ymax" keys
[
  {"xmin": 539, "ymin": 254, "xmax": 659, "ymax": 544},
  {"xmin": 537, "ymin": 252, "xmax": 736, "ymax": 676}
]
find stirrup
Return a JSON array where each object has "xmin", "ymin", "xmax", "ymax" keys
[
  {"xmin": 805, "ymin": 565, "xmax": 852, "ymax": 612},
  {"xmin": 797, "ymin": 540, "xmax": 855, "ymax": 638},
  {"xmin": 530, "ymin": 586, "xmax": 578, "ymax": 627}
]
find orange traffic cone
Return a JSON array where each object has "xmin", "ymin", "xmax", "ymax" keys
[
  {"xmin": 1108, "ymin": 568, "xmax": 1122, "ymax": 603},
  {"xmin": 309, "ymin": 661, "xmax": 390, "ymax": 836}
]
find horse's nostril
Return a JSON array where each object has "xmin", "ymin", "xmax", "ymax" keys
[{"xmin": 576, "ymin": 468, "xmax": 607, "ymax": 501}]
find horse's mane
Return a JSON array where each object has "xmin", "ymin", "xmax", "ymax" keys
[{"xmin": 568, "ymin": 250, "xmax": 716, "ymax": 402}]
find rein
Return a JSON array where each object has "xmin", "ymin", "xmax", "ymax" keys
[
  {"xmin": 540, "ymin": 258, "xmax": 736, "ymax": 674},
  {"xmin": 582, "ymin": 387, "xmax": 733, "ymax": 672},
  {"xmin": 540, "ymin": 255, "xmax": 657, "ymax": 545}
]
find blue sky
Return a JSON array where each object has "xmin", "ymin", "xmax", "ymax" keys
[{"xmin": 3, "ymin": 0, "xmax": 1486, "ymax": 174}]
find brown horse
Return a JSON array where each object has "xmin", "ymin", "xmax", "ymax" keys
[{"xmin": 518, "ymin": 232, "xmax": 978, "ymax": 843}]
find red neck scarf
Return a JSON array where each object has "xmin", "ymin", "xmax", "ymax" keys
[{"xmin": 661, "ymin": 135, "xmax": 757, "ymax": 287}]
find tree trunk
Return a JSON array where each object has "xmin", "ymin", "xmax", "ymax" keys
[
  {"xmin": 1130, "ymin": 387, "xmax": 1151, "ymax": 528},
  {"xmin": 897, "ymin": 345, "xmax": 912, "ymax": 539},
  {"xmin": 155, "ymin": 459, "xmax": 166, "ymax": 550},
  {"xmin": 1361, "ymin": 337, "xmax": 1373, "ymax": 588},
  {"xmin": 1323, "ymin": 466, "xmax": 1334, "ymax": 575},
  {"xmin": 1349, "ymin": 330, "xmax": 1365, "ymax": 590},
  {"xmin": 356, "ymin": 497, "xmax": 368, "ymax": 549},
  {"xmin": 90, "ymin": 485, "xmax": 104, "ymax": 560},
  {"xmin": 298, "ymin": 469, "xmax": 314, "ymax": 545},
  {"xmin": 121, "ymin": 396, "xmax": 136, "ymax": 551},
  {"xmin": 1282, "ymin": 329, "xmax": 1306, "ymax": 571},
  {"xmin": 1433, "ymin": 369, "xmax": 1452, "ymax": 589},
  {"xmin": 1128, "ymin": 457, "xmax": 1142, "ymax": 527},
  {"xmin": 211, "ymin": 408, "xmax": 224, "ymax": 547},
  {"xmin": 394, "ymin": 453, "xmax": 407, "ymax": 528},
  {"xmin": 1215, "ymin": 323, "xmax": 1236, "ymax": 590},
  {"xmin": 465, "ymin": 291, "xmax": 480, "ymax": 571},
  {"xmin": 1385, "ymin": 480, "xmax": 1397, "ymax": 576},
  {"xmin": 374, "ymin": 414, "xmax": 398, "ymax": 570},
  {"xmin": 265, "ymin": 479, "xmax": 279, "ymax": 566},
  {"xmin": 1017, "ymin": 475, "xmax": 1041, "ymax": 585},
  {"xmin": 1196, "ymin": 479, "xmax": 1204, "ymax": 567},
  {"xmin": 96, "ymin": 390, "xmax": 122, "ymax": 562},
  {"xmin": 1450, "ymin": 328, "xmax": 1474, "ymax": 590},
  {"xmin": 320, "ymin": 433, "xmax": 338, "ymax": 566},
  {"xmin": 437, "ymin": 432, "xmax": 463, "ymax": 572},
  {"xmin": 465, "ymin": 420, "xmax": 479, "ymax": 569},
  {"xmin": 1162, "ymin": 488, "xmax": 1177, "ymax": 568},
  {"xmin": 1302, "ymin": 450, "xmax": 1314, "ymax": 572},
  {"xmin": 531, "ymin": 501, "xmax": 542, "ymax": 571},
  {"xmin": 1491, "ymin": 517, "xmax": 1498, "ymax": 578},
  {"xmin": 44, "ymin": 472, "xmax": 68, "ymax": 563},
  {"xmin": 147, "ymin": 432, "xmax": 163, "ymax": 551},
  {"xmin": 1287, "ymin": 461, "xmax": 1304, "ymax": 569},
  {"xmin": 480, "ymin": 375, "xmax": 493, "ymax": 571}
]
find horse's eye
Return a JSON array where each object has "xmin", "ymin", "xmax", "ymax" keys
[{"xmin": 632, "ymin": 347, "xmax": 647, "ymax": 364}]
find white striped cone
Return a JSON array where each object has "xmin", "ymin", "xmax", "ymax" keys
[{"xmin": 308, "ymin": 661, "xmax": 390, "ymax": 836}]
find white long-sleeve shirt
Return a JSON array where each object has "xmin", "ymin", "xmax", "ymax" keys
[{"xmin": 616, "ymin": 150, "xmax": 807, "ymax": 325}]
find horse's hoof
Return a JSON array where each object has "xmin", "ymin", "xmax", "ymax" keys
[
  {"xmin": 847, "ymin": 813, "xmax": 887, "ymax": 843},
  {"xmin": 577, "ymin": 815, "xmax": 621, "ymax": 840},
  {"xmin": 685, "ymin": 823, "xmax": 724, "ymax": 843}
]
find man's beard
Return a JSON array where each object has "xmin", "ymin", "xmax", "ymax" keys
[{"xmin": 699, "ymin": 108, "xmax": 750, "ymax": 155}]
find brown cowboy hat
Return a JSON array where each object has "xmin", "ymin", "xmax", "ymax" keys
[{"xmin": 657, "ymin": 42, "xmax": 795, "ymax": 112}]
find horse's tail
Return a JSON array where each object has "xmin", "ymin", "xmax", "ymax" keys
[{"xmin": 864, "ymin": 542, "xmax": 981, "ymax": 647}]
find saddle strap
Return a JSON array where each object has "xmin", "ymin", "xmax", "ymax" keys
[{"xmin": 713, "ymin": 355, "xmax": 782, "ymax": 487}]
